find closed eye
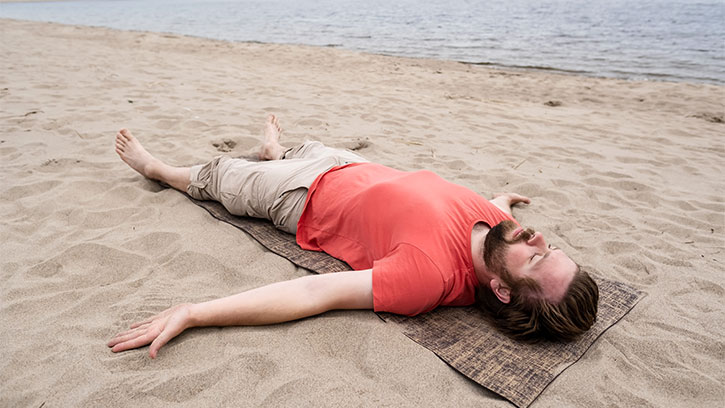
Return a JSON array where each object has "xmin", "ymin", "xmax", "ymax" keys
[
  {"xmin": 531, "ymin": 245, "xmax": 557, "ymax": 264},
  {"xmin": 533, "ymin": 245, "xmax": 553, "ymax": 260}
]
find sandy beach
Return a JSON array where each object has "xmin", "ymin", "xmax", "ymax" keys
[{"xmin": 1, "ymin": 18, "xmax": 723, "ymax": 407}]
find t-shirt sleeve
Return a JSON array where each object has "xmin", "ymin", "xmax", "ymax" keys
[{"xmin": 371, "ymin": 244, "xmax": 446, "ymax": 316}]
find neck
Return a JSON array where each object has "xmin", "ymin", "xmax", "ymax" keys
[{"xmin": 471, "ymin": 222, "xmax": 494, "ymax": 285}]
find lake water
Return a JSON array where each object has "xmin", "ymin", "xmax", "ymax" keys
[{"xmin": 2, "ymin": 0, "xmax": 724, "ymax": 84}]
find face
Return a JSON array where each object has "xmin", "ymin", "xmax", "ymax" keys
[{"xmin": 484, "ymin": 220, "xmax": 577, "ymax": 302}]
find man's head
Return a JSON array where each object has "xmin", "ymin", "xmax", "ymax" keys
[{"xmin": 477, "ymin": 220, "xmax": 599, "ymax": 342}]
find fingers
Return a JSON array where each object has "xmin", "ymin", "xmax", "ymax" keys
[
  {"xmin": 108, "ymin": 305, "xmax": 191, "ymax": 357},
  {"xmin": 149, "ymin": 327, "xmax": 175, "ymax": 359},
  {"xmin": 111, "ymin": 320, "xmax": 151, "ymax": 340},
  {"xmin": 109, "ymin": 324, "xmax": 143, "ymax": 341},
  {"xmin": 107, "ymin": 312, "xmax": 160, "ymax": 346},
  {"xmin": 130, "ymin": 319, "xmax": 151, "ymax": 329},
  {"xmin": 130, "ymin": 313, "xmax": 162, "ymax": 328},
  {"xmin": 107, "ymin": 315, "xmax": 156, "ymax": 348},
  {"xmin": 110, "ymin": 327, "xmax": 160, "ymax": 353},
  {"xmin": 492, "ymin": 192, "xmax": 531, "ymax": 205},
  {"xmin": 149, "ymin": 310, "xmax": 188, "ymax": 358},
  {"xmin": 107, "ymin": 323, "xmax": 150, "ymax": 347}
]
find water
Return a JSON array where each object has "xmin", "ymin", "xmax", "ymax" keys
[{"xmin": 2, "ymin": 0, "xmax": 724, "ymax": 84}]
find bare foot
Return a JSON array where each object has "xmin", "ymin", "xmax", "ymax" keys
[
  {"xmin": 259, "ymin": 114, "xmax": 285, "ymax": 160},
  {"xmin": 115, "ymin": 129, "xmax": 161, "ymax": 179}
]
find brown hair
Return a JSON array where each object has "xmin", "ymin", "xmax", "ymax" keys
[{"xmin": 476, "ymin": 265, "xmax": 599, "ymax": 342}]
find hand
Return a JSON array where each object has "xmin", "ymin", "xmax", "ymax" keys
[
  {"xmin": 492, "ymin": 192, "xmax": 531, "ymax": 206},
  {"xmin": 107, "ymin": 303, "xmax": 194, "ymax": 358}
]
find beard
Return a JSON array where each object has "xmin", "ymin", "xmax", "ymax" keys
[{"xmin": 483, "ymin": 220, "xmax": 535, "ymax": 283}]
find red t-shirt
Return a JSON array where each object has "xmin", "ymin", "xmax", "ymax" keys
[{"xmin": 296, "ymin": 163, "xmax": 515, "ymax": 316}]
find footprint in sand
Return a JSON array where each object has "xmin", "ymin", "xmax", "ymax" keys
[
  {"xmin": 334, "ymin": 138, "xmax": 371, "ymax": 152},
  {"xmin": 690, "ymin": 113, "xmax": 723, "ymax": 124},
  {"xmin": 155, "ymin": 119, "xmax": 179, "ymax": 130},
  {"xmin": 443, "ymin": 159, "xmax": 471, "ymax": 171},
  {"xmin": 211, "ymin": 138, "xmax": 237, "ymax": 152},
  {"xmin": 297, "ymin": 118, "xmax": 326, "ymax": 128}
]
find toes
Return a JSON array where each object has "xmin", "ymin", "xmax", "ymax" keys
[
  {"xmin": 119, "ymin": 128, "xmax": 133, "ymax": 141},
  {"xmin": 265, "ymin": 114, "xmax": 282, "ymax": 134}
]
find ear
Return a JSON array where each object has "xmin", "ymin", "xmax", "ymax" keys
[{"xmin": 490, "ymin": 278, "xmax": 511, "ymax": 304}]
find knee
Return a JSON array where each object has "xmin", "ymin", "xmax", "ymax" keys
[{"xmin": 187, "ymin": 156, "xmax": 234, "ymax": 200}]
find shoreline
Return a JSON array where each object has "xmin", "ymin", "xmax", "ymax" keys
[
  {"xmin": 0, "ymin": 16, "xmax": 722, "ymax": 86},
  {"xmin": 1, "ymin": 18, "xmax": 723, "ymax": 408}
]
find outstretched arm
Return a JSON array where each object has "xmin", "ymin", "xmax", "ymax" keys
[
  {"xmin": 489, "ymin": 192, "xmax": 531, "ymax": 216},
  {"xmin": 107, "ymin": 269, "xmax": 373, "ymax": 358}
]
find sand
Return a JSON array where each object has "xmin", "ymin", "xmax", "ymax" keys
[{"xmin": 1, "ymin": 18, "xmax": 723, "ymax": 407}]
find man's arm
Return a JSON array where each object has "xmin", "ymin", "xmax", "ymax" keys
[
  {"xmin": 107, "ymin": 269, "xmax": 373, "ymax": 358},
  {"xmin": 489, "ymin": 192, "xmax": 531, "ymax": 216}
]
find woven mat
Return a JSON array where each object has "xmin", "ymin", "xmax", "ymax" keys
[{"xmin": 189, "ymin": 197, "xmax": 644, "ymax": 407}]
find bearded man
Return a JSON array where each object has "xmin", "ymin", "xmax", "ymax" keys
[{"xmin": 108, "ymin": 115, "xmax": 598, "ymax": 358}]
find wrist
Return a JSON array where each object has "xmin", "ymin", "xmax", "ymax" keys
[{"xmin": 185, "ymin": 302, "xmax": 204, "ymax": 328}]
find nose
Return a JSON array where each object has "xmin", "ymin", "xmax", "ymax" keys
[{"xmin": 527, "ymin": 231, "xmax": 547, "ymax": 249}]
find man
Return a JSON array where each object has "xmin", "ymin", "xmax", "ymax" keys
[{"xmin": 108, "ymin": 115, "xmax": 598, "ymax": 358}]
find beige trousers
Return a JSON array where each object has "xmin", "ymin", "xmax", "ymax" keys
[{"xmin": 187, "ymin": 141, "xmax": 367, "ymax": 234}]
